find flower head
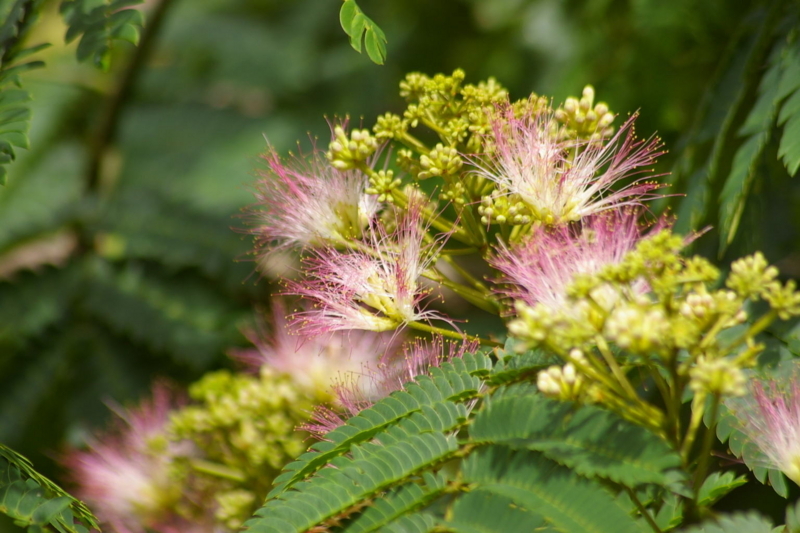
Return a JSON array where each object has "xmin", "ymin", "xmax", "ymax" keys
[
  {"xmin": 492, "ymin": 209, "xmax": 665, "ymax": 314},
  {"xmin": 231, "ymin": 299, "xmax": 398, "ymax": 394},
  {"xmin": 302, "ymin": 336, "xmax": 477, "ymax": 440},
  {"xmin": 286, "ymin": 202, "xmax": 448, "ymax": 336},
  {"xmin": 249, "ymin": 146, "xmax": 379, "ymax": 255},
  {"xmin": 726, "ymin": 373, "xmax": 800, "ymax": 485},
  {"xmin": 63, "ymin": 384, "xmax": 209, "ymax": 533},
  {"xmin": 474, "ymin": 106, "xmax": 664, "ymax": 225}
]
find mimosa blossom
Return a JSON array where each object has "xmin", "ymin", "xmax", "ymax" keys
[
  {"xmin": 286, "ymin": 203, "xmax": 448, "ymax": 336},
  {"xmin": 303, "ymin": 336, "xmax": 477, "ymax": 439},
  {"xmin": 231, "ymin": 300, "xmax": 399, "ymax": 394},
  {"xmin": 64, "ymin": 385, "xmax": 211, "ymax": 533},
  {"xmin": 474, "ymin": 107, "xmax": 664, "ymax": 225},
  {"xmin": 492, "ymin": 210, "xmax": 666, "ymax": 314},
  {"xmin": 727, "ymin": 375, "xmax": 800, "ymax": 486},
  {"xmin": 250, "ymin": 147, "xmax": 379, "ymax": 255}
]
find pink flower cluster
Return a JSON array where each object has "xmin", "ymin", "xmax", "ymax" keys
[
  {"xmin": 64, "ymin": 385, "xmax": 211, "ymax": 533},
  {"xmin": 285, "ymin": 202, "xmax": 448, "ymax": 336},
  {"xmin": 727, "ymin": 375, "xmax": 800, "ymax": 486},
  {"xmin": 492, "ymin": 209, "xmax": 667, "ymax": 315},
  {"xmin": 474, "ymin": 106, "xmax": 665, "ymax": 225},
  {"xmin": 302, "ymin": 335, "xmax": 478, "ymax": 440}
]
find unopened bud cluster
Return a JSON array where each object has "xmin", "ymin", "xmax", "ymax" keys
[
  {"xmin": 326, "ymin": 126, "xmax": 379, "ymax": 170},
  {"xmin": 554, "ymin": 85, "xmax": 615, "ymax": 141}
]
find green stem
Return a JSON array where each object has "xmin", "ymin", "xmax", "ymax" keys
[
  {"xmin": 439, "ymin": 246, "xmax": 481, "ymax": 256},
  {"xmin": 625, "ymin": 486, "xmax": 663, "ymax": 533},
  {"xmin": 440, "ymin": 255, "xmax": 490, "ymax": 293},
  {"xmin": 595, "ymin": 336, "xmax": 639, "ymax": 400},
  {"xmin": 728, "ymin": 310, "xmax": 777, "ymax": 352},
  {"xmin": 681, "ymin": 391, "xmax": 707, "ymax": 462},
  {"xmin": 407, "ymin": 320, "xmax": 501, "ymax": 347},
  {"xmin": 398, "ymin": 131, "xmax": 430, "ymax": 153},
  {"xmin": 692, "ymin": 394, "xmax": 720, "ymax": 499},
  {"xmin": 87, "ymin": 0, "xmax": 176, "ymax": 191},
  {"xmin": 390, "ymin": 188, "xmax": 477, "ymax": 245},
  {"xmin": 189, "ymin": 459, "xmax": 246, "ymax": 483}
]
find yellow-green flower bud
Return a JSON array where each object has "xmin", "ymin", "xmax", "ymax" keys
[
  {"xmin": 326, "ymin": 126, "xmax": 379, "ymax": 170},
  {"xmin": 555, "ymin": 85, "xmax": 615, "ymax": 141},
  {"xmin": 537, "ymin": 361, "xmax": 586, "ymax": 402},
  {"xmin": 374, "ymin": 112, "xmax": 407, "ymax": 140},
  {"xmin": 418, "ymin": 143, "xmax": 462, "ymax": 179},
  {"xmin": 366, "ymin": 169, "xmax": 401, "ymax": 203},
  {"xmin": 763, "ymin": 280, "xmax": 800, "ymax": 320},
  {"xmin": 726, "ymin": 252, "xmax": 779, "ymax": 300},
  {"xmin": 399, "ymin": 72, "xmax": 430, "ymax": 101},
  {"xmin": 605, "ymin": 303, "xmax": 670, "ymax": 354},
  {"xmin": 689, "ymin": 356, "xmax": 746, "ymax": 397}
]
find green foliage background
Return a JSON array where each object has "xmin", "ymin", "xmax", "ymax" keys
[{"xmin": 1, "ymin": 0, "xmax": 799, "ymax": 530}]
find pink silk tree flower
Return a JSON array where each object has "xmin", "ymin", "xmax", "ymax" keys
[
  {"xmin": 727, "ymin": 375, "xmax": 800, "ymax": 486},
  {"xmin": 63, "ymin": 385, "xmax": 211, "ymax": 533},
  {"xmin": 473, "ymin": 106, "xmax": 664, "ymax": 225},
  {"xmin": 286, "ymin": 202, "xmax": 448, "ymax": 336},
  {"xmin": 249, "ymin": 147, "xmax": 379, "ymax": 255},
  {"xmin": 302, "ymin": 336, "xmax": 478, "ymax": 440},
  {"xmin": 230, "ymin": 299, "xmax": 401, "ymax": 394},
  {"xmin": 492, "ymin": 209, "xmax": 665, "ymax": 314}
]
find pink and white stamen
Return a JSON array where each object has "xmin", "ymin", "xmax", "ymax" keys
[
  {"xmin": 727, "ymin": 375, "xmax": 800, "ymax": 486},
  {"xmin": 250, "ymin": 147, "xmax": 379, "ymax": 255},
  {"xmin": 473, "ymin": 106, "xmax": 665, "ymax": 225},
  {"xmin": 302, "ymin": 336, "xmax": 478, "ymax": 440},
  {"xmin": 231, "ymin": 299, "xmax": 400, "ymax": 394},
  {"xmin": 63, "ymin": 384, "xmax": 205, "ymax": 533},
  {"xmin": 492, "ymin": 209, "xmax": 666, "ymax": 314},
  {"xmin": 286, "ymin": 202, "xmax": 449, "ymax": 336}
]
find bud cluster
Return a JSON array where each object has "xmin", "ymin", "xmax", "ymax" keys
[{"xmin": 554, "ymin": 85, "xmax": 615, "ymax": 141}]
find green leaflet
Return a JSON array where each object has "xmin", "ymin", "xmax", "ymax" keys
[
  {"xmin": 778, "ymin": 37, "xmax": 800, "ymax": 176},
  {"xmin": 441, "ymin": 490, "xmax": 546, "ymax": 533},
  {"xmin": 341, "ymin": 472, "xmax": 448, "ymax": 533},
  {"xmin": 81, "ymin": 258, "xmax": 244, "ymax": 370},
  {"xmin": 0, "ymin": 444, "xmax": 98, "ymax": 532},
  {"xmin": 59, "ymin": 0, "xmax": 145, "ymax": 70},
  {"xmin": 246, "ymin": 432, "xmax": 459, "ymax": 533},
  {"xmin": 718, "ymin": 37, "xmax": 784, "ymax": 250},
  {"xmin": 697, "ymin": 471, "xmax": 748, "ymax": 508},
  {"xmin": 339, "ymin": 0, "xmax": 387, "ymax": 64},
  {"xmin": 470, "ymin": 393, "xmax": 682, "ymax": 488},
  {"xmin": 267, "ymin": 354, "xmax": 489, "ymax": 498},
  {"xmin": 715, "ymin": 401, "xmax": 789, "ymax": 498},
  {"xmin": 462, "ymin": 446, "xmax": 641, "ymax": 533},
  {"xmin": 680, "ymin": 512, "xmax": 774, "ymax": 533},
  {"xmin": 0, "ymin": 0, "xmax": 48, "ymax": 184}
]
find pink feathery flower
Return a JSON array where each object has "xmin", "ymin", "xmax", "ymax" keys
[
  {"xmin": 473, "ymin": 106, "xmax": 664, "ymax": 225},
  {"xmin": 303, "ymin": 336, "xmax": 478, "ymax": 440},
  {"xmin": 286, "ymin": 203, "xmax": 449, "ymax": 336},
  {"xmin": 63, "ymin": 384, "xmax": 209, "ymax": 533},
  {"xmin": 249, "ymin": 146, "xmax": 379, "ymax": 255},
  {"xmin": 492, "ymin": 209, "xmax": 668, "ymax": 313},
  {"xmin": 727, "ymin": 375, "xmax": 800, "ymax": 486},
  {"xmin": 231, "ymin": 299, "xmax": 399, "ymax": 393}
]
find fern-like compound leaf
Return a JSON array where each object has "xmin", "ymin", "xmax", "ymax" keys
[
  {"xmin": 59, "ymin": 0, "xmax": 144, "ymax": 70},
  {"xmin": 471, "ymin": 393, "xmax": 682, "ymax": 488},
  {"xmin": 246, "ymin": 432, "xmax": 459, "ymax": 533},
  {"xmin": 680, "ymin": 512, "xmax": 774, "ymax": 533},
  {"xmin": 462, "ymin": 446, "xmax": 641, "ymax": 533},
  {"xmin": 341, "ymin": 472, "xmax": 448, "ymax": 533},
  {"xmin": 441, "ymin": 490, "xmax": 546, "ymax": 533},
  {"xmin": 267, "ymin": 355, "xmax": 488, "ymax": 498},
  {"xmin": 0, "ymin": 444, "xmax": 99, "ymax": 532}
]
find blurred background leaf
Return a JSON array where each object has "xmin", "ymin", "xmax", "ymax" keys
[{"xmin": 1, "ymin": 0, "xmax": 799, "ymax": 530}]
